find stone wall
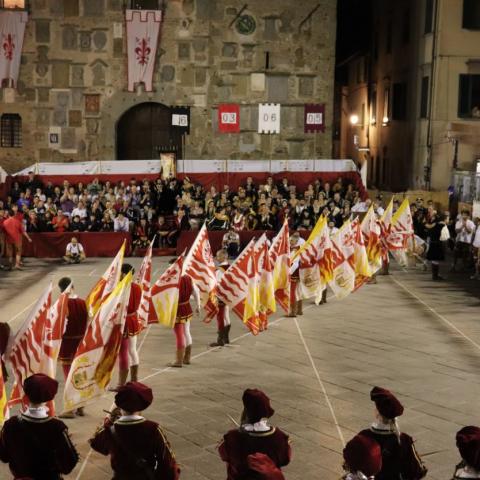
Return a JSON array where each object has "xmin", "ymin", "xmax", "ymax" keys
[{"xmin": 0, "ymin": 0, "xmax": 336, "ymax": 173}]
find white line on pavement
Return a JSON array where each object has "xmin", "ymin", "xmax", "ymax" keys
[
  {"xmin": 88, "ymin": 269, "xmax": 96, "ymax": 277},
  {"xmin": 8, "ymin": 300, "xmax": 36, "ymax": 324},
  {"xmin": 391, "ymin": 276, "xmax": 480, "ymax": 353},
  {"xmin": 293, "ymin": 317, "xmax": 346, "ymax": 447}
]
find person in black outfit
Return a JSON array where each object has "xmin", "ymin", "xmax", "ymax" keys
[
  {"xmin": 452, "ymin": 426, "xmax": 480, "ymax": 479},
  {"xmin": 425, "ymin": 212, "xmax": 445, "ymax": 281},
  {"xmin": 358, "ymin": 387, "xmax": 427, "ymax": 480}
]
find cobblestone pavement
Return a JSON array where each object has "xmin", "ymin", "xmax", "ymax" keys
[{"xmin": 0, "ymin": 258, "xmax": 479, "ymax": 479}]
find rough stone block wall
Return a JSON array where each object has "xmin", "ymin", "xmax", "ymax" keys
[{"xmin": 0, "ymin": 0, "xmax": 337, "ymax": 173}]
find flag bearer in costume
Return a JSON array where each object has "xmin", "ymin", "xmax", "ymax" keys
[
  {"xmin": 218, "ymin": 388, "xmax": 291, "ymax": 480},
  {"xmin": 57, "ymin": 277, "xmax": 88, "ymax": 419},
  {"xmin": 90, "ymin": 381, "xmax": 180, "ymax": 480},
  {"xmin": 342, "ymin": 433, "xmax": 382, "ymax": 480},
  {"xmin": 169, "ymin": 266, "xmax": 200, "ymax": 367},
  {"xmin": 288, "ymin": 232, "xmax": 305, "ymax": 317},
  {"xmin": 113, "ymin": 264, "xmax": 142, "ymax": 389},
  {"xmin": 358, "ymin": 387, "xmax": 427, "ymax": 480},
  {"xmin": 0, "ymin": 374, "xmax": 79, "ymax": 479},
  {"xmin": 452, "ymin": 426, "xmax": 480, "ymax": 479},
  {"xmin": 210, "ymin": 249, "xmax": 231, "ymax": 347}
]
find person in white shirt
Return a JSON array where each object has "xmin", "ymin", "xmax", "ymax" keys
[
  {"xmin": 113, "ymin": 212, "xmax": 130, "ymax": 233},
  {"xmin": 71, "ymin": 201, "xmax": 87, "ymax": 220},
  {"xmin": 63, "ymin": 237, "xmax": 86, "ymax": 264},
  {"xmin": 452, "ymin": 209, "xmax": 475, "ymax": 272}
]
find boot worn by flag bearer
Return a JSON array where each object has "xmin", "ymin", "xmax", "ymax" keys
[
  {"xmin": 210, "ymin": 249, "xmax": 231, "ymax": 347},
  {"xmin": 112, "ymin": 264, "xmax": 142, "ymax": 390},
  {"xmin": 57, "ymin": 277, "xmax": 88, "ymax": 419},
  {"xmin": 89, "ymin": 381, "xmax": 180, "ymax": 480},
  {"xmin": 218, "ymin": 388, "xmax": 291, "ymax": 480},
  {"xmin": 0, "ymin": 374, "xmax": 79, "ymax": 479},
  {"xmin": 168, "ymin": 262, "xmax": 200, "ymax": 367}
]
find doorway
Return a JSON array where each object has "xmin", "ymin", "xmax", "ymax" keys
[{"xmin": 116, "ymin": 102, "xmax": 182, "ymax": 160}]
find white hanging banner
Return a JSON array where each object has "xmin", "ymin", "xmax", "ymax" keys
[
  {"xmin": 0, "ymin": 11, "xmax": 28, "ymax": 89},
  {"xmin": 125, "ymin": 9, "xmax": 162, "ymax": 92},
  {"xmin": 258, "ymin": 103, "xmax": 281, "ymax": 134}
]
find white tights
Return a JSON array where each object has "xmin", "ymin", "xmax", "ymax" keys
[
  {"xmin": 184, "ymin": 321, "xmax": 192, "ymax": 347},
  {"xmin": 128, "ymin": 335, "xmax": 139, "ymax": 366}
]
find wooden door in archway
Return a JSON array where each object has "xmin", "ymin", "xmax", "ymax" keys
[{"xmin": 116, "ymin": 102, "xmax": 182, "ymax": 160}]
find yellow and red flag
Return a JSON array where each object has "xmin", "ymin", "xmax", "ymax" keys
[
  {"xmin": 0, "ymin": 365, "xmax": 7, "ymax": 424},
  {"xmin": 255, "ymin": 235, "xmax": 276, "ymax": 331},
  {"xmin": 352, "ymin": 218, "xmax": 372, "ymax": 290},
  {"xmin": 85, "ymin": 240, "xmax": 125, "ymax": 317},
  {"xmin": 329, "ymin": 220, "xmax": 356, "ymax": 299},
  {"xmin": 361, "ymin": 205, "xmax": 383, "ymax": 273},
  {"xmin": 269, "ymin": 221, "xmax": 291, "ymax": 313},
  {"xmin": 296, "ymin": 216, "xmax": 334, "ymax": 303},
  {"xmin": 151, "ymin": 256, "xmax": 183, "ymax": 328},
  {"xmin": 182, "ymin": 224, "xmax": 218, "ymax": 322},
  {"xmin": 63, "ymin": 272, "xmax": 132, "ymax": 413},
  {"xmin": 135, "ymin": 239, "xmax": 154, "ymax": 329}
]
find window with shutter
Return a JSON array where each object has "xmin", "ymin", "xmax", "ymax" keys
[
  {"xmin": 0, "ymin": 114, "xmax": 22, "ymax": 148},
  {"xmin": 463, "ymin": 0, "xmax": 480, "ymax": 29},
  {"xmin": 458, "ymin": 74, "xmax": 480, "ymax": 118}
]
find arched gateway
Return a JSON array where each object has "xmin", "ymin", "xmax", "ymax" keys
[{"xmin": 116, "ymin": 102, "xmax": 182, "ymax": 160}]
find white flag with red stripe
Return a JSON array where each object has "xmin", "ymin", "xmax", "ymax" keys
[
  {"xmin": 135, "ymin": 239, "xmax": 154, "ymax": 328},
  {"xmin": 8, "ymin": 283, "xmax": 53, "ymax": 412},
  {"xmin": 183, "ymin": 224, "xmax": 218, "ymax": 322}
]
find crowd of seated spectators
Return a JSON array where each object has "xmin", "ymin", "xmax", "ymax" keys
[{"xmin": 0, "ymin": 171, "xmax": 365, "ymax": 250}]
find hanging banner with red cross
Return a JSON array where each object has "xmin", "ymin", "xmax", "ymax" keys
[
  {"xmin": 126, "ymin": 9, "xmax": 163, "ymax": 92},
  {"xmin": 0, "ymin": 10, "xmax": 28, "ymax": 89},
  {"xmin": 304, "ymin": 103, "xmax": 326, "ymax": 133},
  {"xmin": 218, "ymin": 104, "xmax": 240, "ymax": 133}
]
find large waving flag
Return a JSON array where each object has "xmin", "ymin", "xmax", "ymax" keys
[
  {"xmin": 183, "ymin": 224, "xmax": 218, "ymax": 322},
  {"xmin": 135, "ymin": 239, "xmax": 154, "ymax": 329},
  {"xmin": 329, "ymin": 220, "xmax": 356, "ymax": 299},
  {"xmin": 361, "ymin": 205, "xmax": 382, "ymax": 273},
  {"xmin": 297, "ymin": 216, "xmax": 334, "ymax": 303},
  {"xmin": 269, "ymin": 221, "xmax": 291, "ymax": 313},
  {"xmin": 352, "ymin": 218, "xmax": 372, "ymax": 290},
  {"xmin": 392, "ymin": 198, "xmax": 414, "ymax": 248},
  {"xmin": 151, "ymin": 256, "xmax": 183, "ymax": 328},
  {"xmin": 85, "ymin": 241, "xmax": 125, "ymax": 317},
  {"xmin": 41, "ymin": 284, "xmax": 71, "ymax": 380},
  {"xmin": 8, "ymin": 284, "xmax": 52, "ymax": 411},
  {"xmin": 218, "ymin": 239, "xmax": 262, "ymax": 334},
  {"xmin": 63, "ymin": 272, "xmax": 133, "ymax": 413},
  {"xmin": 255, "ymin": 235, "xmax": 276, "ymax": 330}
]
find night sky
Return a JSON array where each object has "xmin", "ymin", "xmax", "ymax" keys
[{"xmin": 336, "ymin": 0, "xmax": 373, "ymax": 62}]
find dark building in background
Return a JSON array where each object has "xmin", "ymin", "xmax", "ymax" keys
[{"xmin": 335, "ymin": 0, "xmax": 480, "ymax": 197}]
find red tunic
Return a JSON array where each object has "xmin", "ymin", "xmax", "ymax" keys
[
  {"xmin": 219, "ymin": 427, "xmax": 291, "ymax": 480},
  {"xmin": 125, "ymin": 283, "xmax": 143, "ymax": 337},
  {"xmin": 59, "ymin": 297, "xmax": 88, "ymax": 365},
  {"xmin": 2, "ymin": 216, "xmax": 23, "ymax": 245},
  {"xmin": 0, "ymin": 413, "xmax": 79, "ymax": 479},
  {"xmin": 90, "ymin": 417, "xmax": 180, "ymax": 480},
  {"xmin": 176, "ymin": 275, "xmax": 193, "ymax": 323}
]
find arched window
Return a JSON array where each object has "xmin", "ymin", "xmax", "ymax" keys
[
  {"xmin": 1, "ymin": 114, "xmax": 22, "ymax": 148},
  {"xmin": 0, "ymin": 0, "xmax": 26, "ymax": 9}
]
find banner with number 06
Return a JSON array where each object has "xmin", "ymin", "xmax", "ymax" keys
[{"xmin": 258, "ymin": 103, "xmax": 281, "ymax": 134}]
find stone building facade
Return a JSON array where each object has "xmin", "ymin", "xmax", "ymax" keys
[{"xmin": 0, "ymin": 0, "xmax": 337, "ymax": 173}]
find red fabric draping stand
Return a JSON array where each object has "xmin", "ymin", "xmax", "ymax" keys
[
  {"xmin": 176, "ymin": 230, "xmax": 309, "ymax": 256},
  {"xmin": 21, "ymin": 232, "xmax": 131, "ymax": 258}
]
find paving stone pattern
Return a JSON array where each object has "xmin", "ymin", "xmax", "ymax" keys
[{"xmin": 0, "ymin": 260, "xmax": 479, "ymax": 479}]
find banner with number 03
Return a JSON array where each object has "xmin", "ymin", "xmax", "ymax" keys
[
  {"xmin": 218, "ymin": 104, "xmax": 240, "ymax": 133},
  {"xmin": 258, "ymin": 103, "xmax": 281, "ymax": 134}
]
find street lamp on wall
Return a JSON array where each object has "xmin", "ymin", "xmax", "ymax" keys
[
  {"xmin": 349, "ymin": 114, "xmax": 359, "ymax": 126},
  {"xmin": 382, "ymin": 116, "xmax": 389, "ymax": 126}
]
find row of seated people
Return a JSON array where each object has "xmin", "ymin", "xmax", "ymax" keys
[{"xmin": 1, "ymin": 172, "xmax": 365, "ymax": 247}]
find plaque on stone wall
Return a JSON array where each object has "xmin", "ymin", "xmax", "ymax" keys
[
  {"xmin": 69, "ymin": 110, "xmax": 82, "ymax": 127},
  {"xmin": 85, "ymin": 94, "xmax": 100, "ymax": 116}
]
